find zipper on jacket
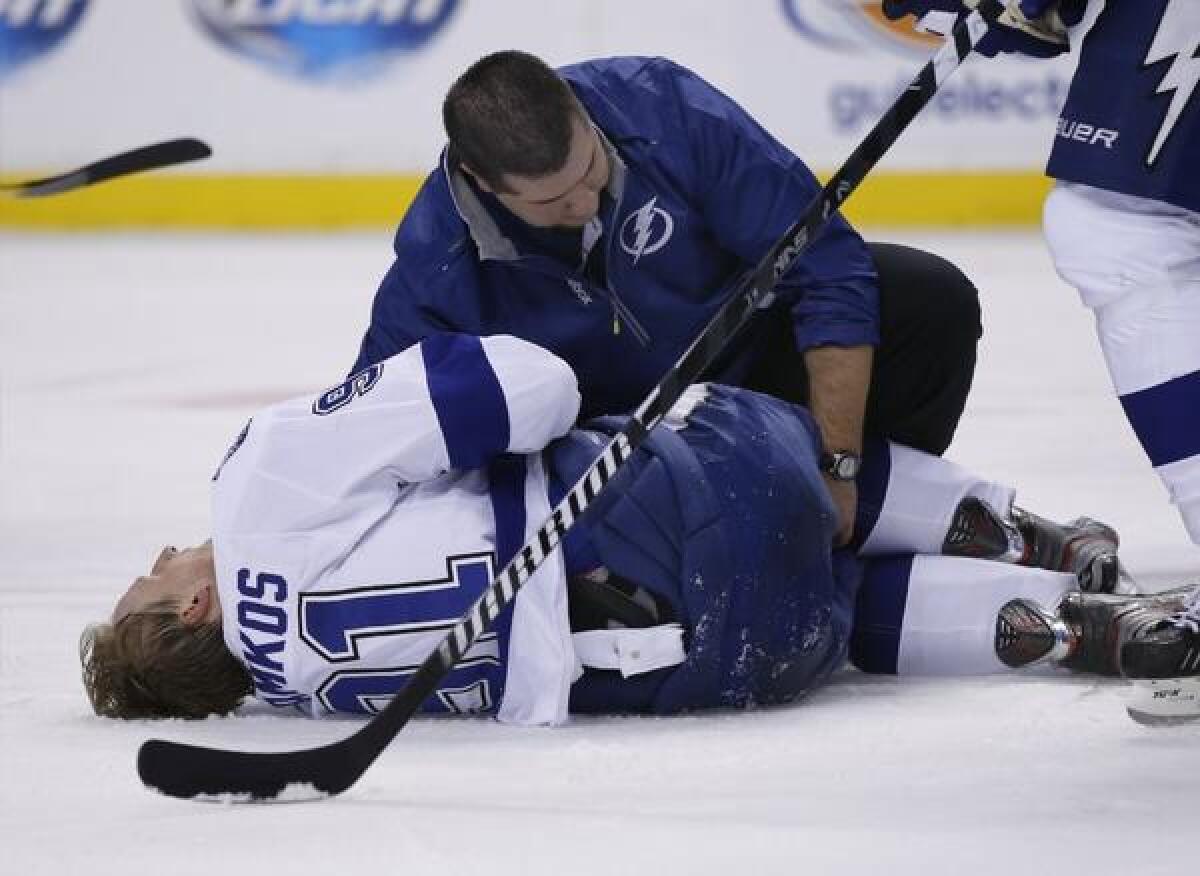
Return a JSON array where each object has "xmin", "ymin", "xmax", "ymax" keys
[
  {"xmin": 590, "ymin": 197, "xmax": 651, "ymax": 347},
  {"xmin": 515, "ymin": 256, "xmax": 650, "ymax": 347},
  {"xmin": 605, "ymin": 286, "xmax": 651, "ymax": 346}
]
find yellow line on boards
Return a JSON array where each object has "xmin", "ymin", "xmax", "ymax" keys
[
  {"xmin": 838, "ymin": 171, "xmax": 1053, "ymax": 226},
  {"xmin": 0, "ymin": 171, "xmax": 1052, "ymax": 229},
  {"xmin": 0, "ymin": 175, "xmax": 424, "ymax": 229}
]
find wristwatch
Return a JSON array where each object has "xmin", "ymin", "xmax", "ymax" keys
[{"xmin": 819, "ymin": 450, "xmax": 862, "ymax": 482}]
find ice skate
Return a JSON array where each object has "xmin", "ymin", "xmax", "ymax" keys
[
  {"xmin": 943, "ymin": 498, "xmax": 1121, "ymax": 592},
  {"xmin": 1124, "ymin": 578, "xmax": 1200, "ymax": 727},
  {"xmin": 1011, "ymin": 507, "xmax": 1121, "ymax": 594},
  {"xmin": 1119, "ymin": 583, "xmax": 1200, "ymax": 680},
  {"xmin": 994, "ymin": 587, "xmax": 1193, "ymax": 674}
]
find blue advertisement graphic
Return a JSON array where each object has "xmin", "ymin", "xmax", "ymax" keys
[
  {"xmin": 188, "ymin": 0, "xmax": 460, "ymax": 82},
  {"xmin": 0, "ymin": 0, "xmax": 89, "ymax": 80}
]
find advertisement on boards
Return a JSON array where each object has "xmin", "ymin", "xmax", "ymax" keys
[
  {"xmin": 775, "ymin": 0, "xmax": 1070, "ymax": 165},
  {"xmin": 0, "ymin": 0, "xmax": 89, "ymax": 80},
  {"xmin": 0, "ymin": 1, "xmax": 1075, "ymax": 225},
  {"xmin": 186, "ymin": 0, "xmax": 460, "ymax": 81}
]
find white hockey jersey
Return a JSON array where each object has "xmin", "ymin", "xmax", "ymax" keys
[{"xmin": 210, "ymin": 334, "xmax": 582, "ymax": 725}]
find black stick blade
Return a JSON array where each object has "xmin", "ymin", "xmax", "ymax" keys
[
  {"xmin": 139, "ymin": 648, "xmax": 441, "ymax": 803},
  {"xmin": 3, "ymin": 138, "xmax": 212, "ymax": 198},
  {"xmin": 138, "ymin": 733, "xmax": 371, "ymax": 803}
]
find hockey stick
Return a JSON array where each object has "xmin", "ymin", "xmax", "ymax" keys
[
  {"xmin": 0, "ymin": 138, "xmax": 211, "ymax": 198},
  {"xmin": 137, "ymin": 0, "xmax": 1009, "ymax": 802}
]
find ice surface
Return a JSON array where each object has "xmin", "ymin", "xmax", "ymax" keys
[{"xmin": 2, "ymin": 230, "xmax": 1198, "ymax": 876}]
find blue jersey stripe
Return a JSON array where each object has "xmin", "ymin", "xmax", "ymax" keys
[
  {"xmin": 422, "ymin": 333, "xmax": 511, "ymax": 470},
  {"xmin": 482, "ymin": 454, "xmax": 527, "ymax": 702},
  {"xmin": 848, "ymin": 554, "xmax": 914, "ymax": 675},
  {"xmin": 1119, "ymin": 369, "xmax": 1200, "ymax": 467},
  {"xmin": 849, "ymin": 435, "xmax": 891, "ymax": 552},
  {"xmin": 487, "ymin": 454, "xmax": 527, "ymax": 568}
]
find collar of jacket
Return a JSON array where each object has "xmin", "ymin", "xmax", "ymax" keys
[{"xmin": 442, "ymin": 121, "xmax": 628, "ymax": 264}]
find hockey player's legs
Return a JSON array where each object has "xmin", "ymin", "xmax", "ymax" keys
[
  {"xmin": 854, "ymin": 440, "xmax": 1014, "ymax": 556},
  {"xmin": 850, "ymin": 552, "xmax": 1200, "ymax": 681},
  {"xmin": 1044, "ymin": 182, "xmax": 1200, "ymax": 544},
  {"xmin": 853, "ymin": 439, "xmax": 1121, "ymax": 591},
  {"xmin": 839, "ymin": 440, "xmax": 1131, "ymax": 675},
  {"xmin": 851, "ymin": 555, "xmax": 1077, "ymax": 675}
]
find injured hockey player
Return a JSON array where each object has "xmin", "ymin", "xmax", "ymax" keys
[{"xmin": 80, "ymin": 334, "xmax": 1200, "ymax": 724}]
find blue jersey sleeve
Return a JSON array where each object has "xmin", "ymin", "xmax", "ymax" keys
[
  {"xmin": 350, "ymin": 171, "xmax": 481, "ymax": 375},
  {"xmin": 352, "ymin": 260, "xmax": 428, "ymax": 373},
  {"xmin": 666, "ymin": 61, "xmax": 880, "ymax": 352}
]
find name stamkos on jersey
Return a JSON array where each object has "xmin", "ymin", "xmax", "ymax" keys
[
  {"xmin": 236, "ymin": 567, "xmax": 310, "ymax": 710},
  {"xmin": 1056, "ymin": 118, "xmax": 1119, "ymax": 149}
]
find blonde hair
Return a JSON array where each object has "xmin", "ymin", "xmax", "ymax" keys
[{"xmin": 80, "ymin": 598, "xmax": 252, "ymax": 719}]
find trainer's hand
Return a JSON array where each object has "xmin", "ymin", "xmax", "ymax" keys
[{"xmin": 824, "ymin": 477, "xmax": 857, "ymax": 547}]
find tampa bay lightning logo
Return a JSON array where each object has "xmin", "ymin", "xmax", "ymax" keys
[
  {"xmin": 187, "ymin": 0, "xmax": 459, "ymax": 82},
  {"xmin": 619, "ymin": 196, "xmax": 674, "ymax": 265},
  {"xmin": 0, "ymin": 0, "xmax": 89, "ymax": 80},
  {"xmin": 1142, "ymin": 0, "xmax": 1200, "ymax": 167}
]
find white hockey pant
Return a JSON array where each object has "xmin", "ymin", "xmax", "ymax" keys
[
  {"xmin": 1044, "ymin": 182, "xmax": 1200, "ymax": 545},
  {"xmin": 850, "ymin": 444, "xmax": 1074, "ymax": 675},
  {"xmin": 853, "ymin": 556, "xmax": 1076, "ymax": 675}
]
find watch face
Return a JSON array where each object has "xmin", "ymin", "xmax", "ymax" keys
[{"xmin": 823, "ymin": 452, "xmax": 861, "ymax": 480}]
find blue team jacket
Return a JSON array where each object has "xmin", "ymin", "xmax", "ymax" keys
[
  {"xmin": 547, "ymin": 386, "xmax": 862, "ymax": 714},
  {"xmin": 353, "ymin": 56, "xmax": 880, "ymax": 419},
  {"xmin": 884, "ymin": 1, "xmax": 1199, "ymax": 213}
]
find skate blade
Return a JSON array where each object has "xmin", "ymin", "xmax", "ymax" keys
[{"xmin": 1126, "ymin": 678, "xmax": 1200, "ymax": 726}]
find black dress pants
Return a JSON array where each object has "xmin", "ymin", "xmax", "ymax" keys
[{"xmin": 740, "ymin": 242, "xmax": 982, "ymax": 456}]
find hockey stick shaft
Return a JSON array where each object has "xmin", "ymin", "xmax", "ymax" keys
[
  {"xmin": 137, "ymin": 0, "xmax": 1007, "ymax": 802},
  {"xmin": 0, "ymin": 138, "xmax": 211, "ymax": 198}
]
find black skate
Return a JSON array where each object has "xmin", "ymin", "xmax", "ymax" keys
[
  {"xmin": 943, "ymin": 498, "xmax": 1121, "ymax": 593},
  {"xmin": 1059, "ymin": 587, "xmax": 1192, "ymax": 675},
  {"xmin": 994, "ymin": 587, "xmax": 1192, "ymax": 675},
  {"xmin": 1012, "ymin": 507, "xmax": 1121, "ymax": 594},
  {"xmin": 1119, "ymin": 584, "xmax": 1200, "ymax": 680}
]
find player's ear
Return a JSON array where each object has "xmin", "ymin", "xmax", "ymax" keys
[{"xmin": 180, "ymin": 585, "xmax": 211, "ymax": 627}]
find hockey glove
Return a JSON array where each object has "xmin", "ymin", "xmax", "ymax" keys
[
  {"xmin": 966, "ymin": 0, "xmax": 1067, "ymax": 48},
  {"xmin": 882, "ymin": 1, "xmax": 1070, "ymax": 57}
]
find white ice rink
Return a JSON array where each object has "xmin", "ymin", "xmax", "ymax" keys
[{"xmin": 2, "ymin": 229, "xmax": 1198, "ymax": 875}]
